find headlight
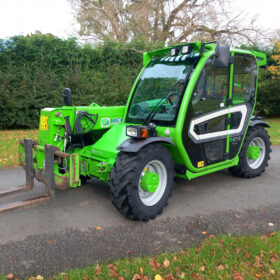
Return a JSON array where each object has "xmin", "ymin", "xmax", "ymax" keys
[
  {"xmin": 126, "ymin": 126, "xmax": 149, "ymax": 139},
  {"xmin": 126, "ymin": 126, "xmax": 139, "ymax": 138}
]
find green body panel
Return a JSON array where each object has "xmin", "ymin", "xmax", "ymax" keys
[{"xmin": 21, "ymin": 41, "xmax": 266, "ymax": 189}]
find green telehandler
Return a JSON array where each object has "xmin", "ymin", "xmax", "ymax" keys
[{"xmin": 0, "ymin": 41, "xmax": 271, "ymax": 221}]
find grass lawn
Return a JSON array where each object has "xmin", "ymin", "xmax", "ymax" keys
[
  {"xmin": 266, "ymin": 118, "xmax": 280, "ymax": 145},
  {"xmin": 1, "ymin": 232, "xmax": 280, "ymax": 279},
  {"xmin": 0, "ymin": 130, "xmax": 38, "ymax": 168},
  {"xmin": 0, "ymin": 118, "xmax": 279, "ymax": 168}
]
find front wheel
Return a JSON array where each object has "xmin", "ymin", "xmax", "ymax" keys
[
  {"xmin": 110, "ymin": 143, "xmax": 175, "ymax": 221},
  {"xmin": 229, "ymin": 126, "xmax": 271, "ymax": 178}
]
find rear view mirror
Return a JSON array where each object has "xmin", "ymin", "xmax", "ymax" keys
[
  {"xmin": 213, "ymin": 45, "xmax": 230, "ymax": 68},
  {"xmin": 62, "ymin": 88, "xmax": 72, "ymax": 106}
]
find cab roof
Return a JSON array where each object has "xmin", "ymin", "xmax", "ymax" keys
[{"xmin": 143, "ymin": 41, "xmax": 266, "ymax": 68}]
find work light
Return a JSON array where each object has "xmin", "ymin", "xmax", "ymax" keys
[
  {"xmin": 170, "ymin": 47, "xmax": 179, "ymax": 56},
  {"xmin": 181, "ymin": 45, "xmax": 192, "ymax": 54}
]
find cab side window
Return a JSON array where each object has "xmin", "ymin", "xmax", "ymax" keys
[
  {"xmin": 192, "ymin": 57, "xmax": 229, "ymax": 115},
  {"xmin": 233, "ymin": 54, "xmax": 257, "ymax": 104}
]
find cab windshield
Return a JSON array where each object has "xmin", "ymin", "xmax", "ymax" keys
[{"xmin": 126, "ymin": 55, "xmax": 197, "ymax": 125}]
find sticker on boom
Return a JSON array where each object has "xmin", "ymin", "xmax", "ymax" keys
[
  {"xmin": 40, "ymin": 116, "xmax": 48, "ymax": 130},
  {"xmin": 101, "ymin": 117, "xmax": 123, "ymax": 128},
  {"xmin": 197, "ymin": 161, "xmax": 205, "ymax": 168}
]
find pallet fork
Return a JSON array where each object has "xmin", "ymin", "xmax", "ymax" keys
[{"xmin": 0, "ymin": 139, "xmax": 56, "ymax": 213}]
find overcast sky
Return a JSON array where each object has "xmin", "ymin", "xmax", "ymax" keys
[{"xmin": 0, "ymin": 0, "xmax": 279, "ymax": 40}]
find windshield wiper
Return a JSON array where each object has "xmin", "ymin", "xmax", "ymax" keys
[{"xmin": 142, "ymin": 80, "xmax": 184, "ymax": 126}]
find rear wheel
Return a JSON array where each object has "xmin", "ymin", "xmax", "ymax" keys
[
  {"xmin": 110, "ymin": 143, "xmax": 175, "ymax": 221},
  {"xmin": 229, "ymin": 126, "xmax": 271, "ymax": 178}
]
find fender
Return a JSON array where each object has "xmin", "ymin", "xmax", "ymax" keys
[
  {"xmin": 249, "ymin": 115, "xmax": 270, "ymax": 128},
  {"xmin": 117, "ymin": 137, "xmax": 174, "ymax": 153}
]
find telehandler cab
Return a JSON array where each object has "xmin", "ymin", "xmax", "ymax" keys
[{"xmin": 1, "ymin": 41, "xmax": 271, "ymax": 221}]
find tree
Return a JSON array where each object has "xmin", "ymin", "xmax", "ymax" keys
[
  {"xmin": 268, "ymin": 42, "xmax": 280, "ymax": 78},
  {"xmin": 70, "ymin": 0, "xmax": 267, "ymax": 45}
]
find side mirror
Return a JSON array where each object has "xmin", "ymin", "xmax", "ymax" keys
[
  {"xmin": 212, "ymin": 45, "xmax": 230, "ymax": 68},
  {"xmin": 62, "ymin": 88, "xmax": 72, "ymax": 106}
]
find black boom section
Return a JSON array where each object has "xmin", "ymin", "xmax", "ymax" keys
[{"xmin": 117, "ymin": 137, "xmax": 174, "ymax": 153}]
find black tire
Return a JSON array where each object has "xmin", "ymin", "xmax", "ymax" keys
[
  {"xmin": 229, "ymin": 126, "xmax": 271, "ymax": 178},
  {"xmin": 110, "ymin": 143, "xmax": 175, "ymax": 221}
]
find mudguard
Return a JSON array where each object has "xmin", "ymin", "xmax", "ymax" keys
[
  {"xmin": 117, "ymin": 137, "xmax": 174, "ymax": 153},
  {"xmin": 249, "ymin": 115, "xmax": 270, "ymax": 128}
]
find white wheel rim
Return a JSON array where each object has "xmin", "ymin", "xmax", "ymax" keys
[
  {"xmin": 138, "ymin": 160, "xmax": 167, "ymax": 206},
  {"xmin": 247, "ymin": 137, "xmax": 266, "ymax": 169}
]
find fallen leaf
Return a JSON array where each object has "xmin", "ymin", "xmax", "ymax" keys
[
  {"xmin": 172, "ymin": 256, "xmax": 177, "ymax": 262},
  {"xmin": 154, "ymin": 275, "xmax": 163, "ymax": 280},
  {"xmin": 242, "ymin": 224, "xmax": 248, "ymax": 227},
  {"xmin": 118, "ymin": 277, "xmax": 125, "ymax": 280},
  {"xmin": 199, "ymin": 265, "xmax": 206, "ymax": 271},
  {"xmin": 6, "ymin": 274, "xmax": 13, "ymax": 280},
  {"xmin": 139, "ymin": 267, "xmax": 143, "ymax": 274},
  {"xmin": 244, "ymin": 252, "xmax": 250, "ymax": 259},
  {"xmin": 192, "ymin": 272, "xmax": 201, "ymax": 279},
  {"xmin": 163, "ymin": 258, "xmax": 170, "ymax": 268},
  {"xmin": 209, "ymin": 235, "xmax": 215, "ymax": 239},
  {"xmin": 96, "ymin": 226, "xmax": 102, "ymax": 230},
  {"xmin": 269, "ymin": 268, "xmax": 275, "ymax": 275},
  {"xmin": 235, "ymin": 214, "xmax": 241, "ymax": 219},
  {"xmin": 196, "ymin": 244, "xmax": 203, "ymax": 253},
  {"xmin": 218, "ymin": 264, "xmax": 224, "ymax": 270},
  {"xmin": 199, "ymin": 215, "xmax": 204, "ymax": 219},
  {"xmin": 177, "ymin": 241, "xmax": 183, "ymax": 244},
  {"xmin": 267, "ymin": 232, "xmax": 276, "ymax": 237},
  {"xmin": 255, "ymin": 273, "xmax": 262, "ymax": 279},
  {"xmin": 180, "ymin": 272, "xmax": 186, "ymax": 279},
  {"xmin": 268, "ymin": 222, "xmax": 274, "ymax": 227},
  {"xmin": 47, "ymin": 240, "xmax": 55, "ymax": 245},
  {"xmin": 164, "ymin": 273, "xmax": 175, "ymax": 280},
  {"xmin": 126, "ymin": 250, "xmax": 132, "ymax": 254},
  {"xmin": 36, "ymin": 276, "xmax": 44, "ymax": 280},
  {"xmin": 234, "ymin": 248, "xmax": 240, "ymax": 254},
  {"xmin": 233, "ymin": 271, "xmax": 244, "ymax": 280},
  {"xmin": 201, "ymin": 231, "xmax": 208, "ymax": 235},
  {"xmin": 259, "ymin": 209, "xmax": 264, "ymax": 213},
  {"xmin": 150, "ymin": 259, "xmax": 159, "ymax": 270},
  {"xmin": 212, "ymin": 248, "xmax": 216, "ymax": 256},
  {"xmin": 95, "ymin": 264, "xmax": 101, "ymax": 275},
  {"xmin": 132, "ymin": 274, "xmax": 142, "ymax": 280},
  {"xmin": 260, "ymin": 235, "xmax": 267, "ymax": 242}
]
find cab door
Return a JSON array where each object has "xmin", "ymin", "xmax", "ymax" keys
[
  {"xmin": 182, "ymin": 56, "xmax": 231, "ymax": 168},
  {"xmin": 228, "ymin": 53, "xmax": 257, "ymax": 159}
]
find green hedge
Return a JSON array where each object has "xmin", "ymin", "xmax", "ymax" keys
[
  {"xmin": 0, "ymin": 35, "xmax": 279, "ymax": 129},
  {"xmin": 0, "ymin": 34, "xmax": 142, "ymax": 129}
]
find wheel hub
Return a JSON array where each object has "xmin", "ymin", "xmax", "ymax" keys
[
  {"xmin": 140, "ymin": 171, "xmax": 159, "ymax": 193},
  {"xmin": 247, "ymin": 145, "xmax": 261, "ymax": 160},
  {"xmin": 138, "ymin": 160, "xmax": 168, "ymax": 206},
  {"xmin": 247, "ymin": 137, "xmax": 266, "ymax": 170}
]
